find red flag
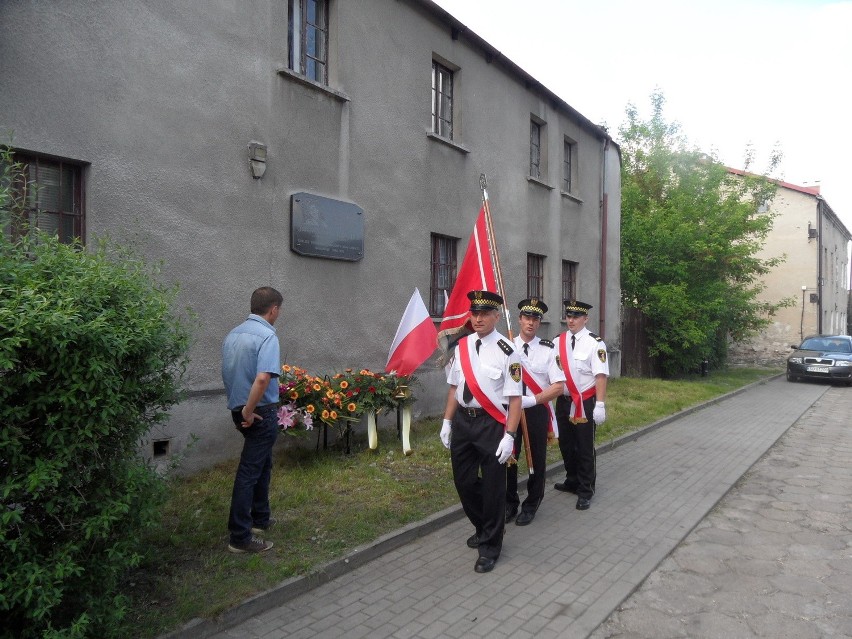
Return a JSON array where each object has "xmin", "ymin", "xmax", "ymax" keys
[
  {"xmin": 437, "ymin": 206, "xmax": 497, "ymax": 343},
  {"xmin": 385, "ymin": 288, "xmax": 438, "ymax": 376}
]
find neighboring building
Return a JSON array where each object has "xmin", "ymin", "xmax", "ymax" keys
[
  {"xmin": 728, "ymin": 169, "xmax": 851, "ymax": 365},
  {"xmin": 1, "ymin": 0, "xmax": 621, "ymax": 472}
]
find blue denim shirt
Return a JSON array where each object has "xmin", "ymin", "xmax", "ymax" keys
[{"xmin": 222, "ymin": 314, "xmax": 281, "ymax": 410}]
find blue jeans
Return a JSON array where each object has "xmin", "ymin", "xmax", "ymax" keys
[{"xmin": 228, "ymin": 405, "xmax": 279, "ymax": 544}]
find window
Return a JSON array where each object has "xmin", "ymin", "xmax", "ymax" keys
[
  {"xmin": 3, "ymin": 151, "xmax": 84, "ymax": 244},
  {"xmin": 527, "ymin": 253, "xmax": 545, "ymax": 299},
  {"xmin": 562, "ymin": 137, "xmax": 577, "ymax": 193},
  {"xmin": 288, "ymin": 0, "xmax": 329, "ymax": 84},
  {"xmin": 431, "ymin": 61, "xmax": 453, "ymax": 139},
  {"xmin": 430, "ymin": 233, "xmax": 458, "ymax": 315},
  {"xmin": 561, "ymin": 260, "xmax": 577, "ymax": 316},
  {"xmin": 530, "ymin": 120, "xmax": 542, "ymax": 178}
]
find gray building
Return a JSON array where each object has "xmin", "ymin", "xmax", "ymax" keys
[{"xmin": 1, "ymin": 0, "xmax": 621, "ymax": 472}]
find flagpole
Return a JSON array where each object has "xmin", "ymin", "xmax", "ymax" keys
[{"xmin": 479, "ymin": 173, "xmax": 534, "ymax": 474}]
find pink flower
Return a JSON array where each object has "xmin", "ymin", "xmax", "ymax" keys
[{"xmin": 277, "ymin": 403, "xmax": 298, "ymax": 429}]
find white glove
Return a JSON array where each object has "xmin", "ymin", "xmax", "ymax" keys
[
  {"xmin": 440, "ymin": 419, "xmax": 452, "ymax": 449},
  {"xmin": 521, "ymin": 395, "xmax": 536, "ymax": 409},
  {"xmin": 593, "ymin": 401, "xmax": 606, "ymax": 424},
  {"xmin": 495, "ymin": 432, "xmax": 515, "ymax": 464}
]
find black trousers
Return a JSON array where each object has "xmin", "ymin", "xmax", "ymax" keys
[
  {"xmin": 554, "ymin": 395, "xmax": 597, "ymax": 500},
  {"xmin": 451, "ymin": 407, "xmax": 506, "ymax": 560},
  {"xmin": 506, "ymin": 403, "xmax": 549, "ymax": 514}
]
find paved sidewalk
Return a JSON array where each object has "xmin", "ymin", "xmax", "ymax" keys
[
  {"xmin": 181, "ymin": 376, "xmax": 832, "ymax": 639},
  {"xmin": 591, "ymin": 383, "xmax": 852, "ymax": 638}
]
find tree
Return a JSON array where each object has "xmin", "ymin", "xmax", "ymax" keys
[
  {"xmin": 619, "ymin": 90, "xmax": 790, "ymax": 377},
  {"xmin": 1, "ymin": 143, "xmax": 192, "ymax": 638}
]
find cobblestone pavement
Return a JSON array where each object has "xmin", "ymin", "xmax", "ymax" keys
[
  {"xmin": 168, "ymin": 376, "xmax": 840, "ymax": 639},
  {"xmin": 591, "ymin": 383, "xmax": 852, "ymax": 638}
]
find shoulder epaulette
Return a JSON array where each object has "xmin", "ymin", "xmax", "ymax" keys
[
  {"xmin": 589, "ymin": 332, "xmax": 603, "ymax": 342},
  {"xmin": 539, "ymin": 339, "xmax": 555, "ymax": 348},
  {"xmin": 497, "ymin": 339, "xmax": 514, "ymax": 355}
]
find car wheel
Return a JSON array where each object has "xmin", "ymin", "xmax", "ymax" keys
[{"xmin": 786, "ymin": 370, "xmax": 798, "ymax": 382}]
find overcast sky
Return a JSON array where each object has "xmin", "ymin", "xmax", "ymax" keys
[{"xmin": 432, "ymin": 0, "xmax": 852, "ymax": 234}]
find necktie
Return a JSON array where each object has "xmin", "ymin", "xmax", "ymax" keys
[
  {"xmin": 571, "ymin": 335, "xmax": 576, "ymax": 350},
  {"xmin": 462, "ymin": 339, "xmax": 482, "ymax": 404}
]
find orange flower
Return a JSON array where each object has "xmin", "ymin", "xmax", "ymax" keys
[
  {"xmin": 325, "ymin": 389, "xmax": 334, "ymax": 398},
  {"xmin": 347, "ymin": 402, "xmax": 357, "ymax": 412},
  {"xmin": 312, "ymin": 383, "xmax": 322, "ymax": 392},
  {"xmin": 330, "ymin": 410, "xmax": 338, "ymax": 420},
  {"xmin": 306, "ymin": 404, "xmax": 316, "ymax": 414},
  {"xmin": 289, "ymin": 390, "xmax": 299, "ymax": 400},
  {"xmin": 282, "ymin": 364, "xmax": 292, "ymax": 373},
  {"xmin": 321, "ymin": 409, "xmax": 330, "ymax": 420},
  {"xmin": 339, "ymin": 380, "xmax": 349, "ymax": 389}
]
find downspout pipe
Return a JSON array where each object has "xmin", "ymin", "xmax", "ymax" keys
[
  {"xmin": 817, "ymin": 198, "xmax": 823, "ymax": 334},
  {"xmin": 599, "ymin": 137, "xmax": 609, "ymax": 340}
]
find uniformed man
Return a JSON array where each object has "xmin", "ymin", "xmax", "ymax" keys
[
  {"xmin": 506, "ymin": 298, "xmax": 566, "ymax": 526},
  {"xmin": 440, "ymin": 290, "xmax": 523, "ymax": 573},
  {"xmin": 553, "ymin": 300, "xmax": 609, "ymax": 510}
]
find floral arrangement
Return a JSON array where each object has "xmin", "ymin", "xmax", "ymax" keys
[{"xmin": 277, "ymin": 364, "xmax": 415, "ymax": 437}]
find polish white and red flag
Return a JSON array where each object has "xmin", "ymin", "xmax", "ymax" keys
[
  {"xmin": 385, "ymin": 288, "xmax": 438, "ymax": 376},
  {"xmin": 437, "ymin": 205, "xmax": 497, "ymax": 344}
]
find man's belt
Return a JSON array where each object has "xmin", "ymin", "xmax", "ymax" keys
[{"xmin": 458, "ymin": 404, "xmax": 510, "ymax": 418}]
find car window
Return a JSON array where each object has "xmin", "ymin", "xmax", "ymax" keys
[
  {"xmin": 800, "ymin": 339, "xmax": 823, "ymax": 350},
  {"xmin": 832, "ymin": 341, "xmax": 851, "ymax": 353}
]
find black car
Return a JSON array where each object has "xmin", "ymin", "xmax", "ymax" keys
[{"xmin": 786, "ymin": 334, "xmax": 852, "ymax": 385}]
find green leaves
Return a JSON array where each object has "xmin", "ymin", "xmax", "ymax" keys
[
  {"xmin": 1, "ymin": 145, "xmax": 191, "ymax": 638},
  {"xmin": 619, "ymin": 90, "xmax": 789, "ymax": 376}
]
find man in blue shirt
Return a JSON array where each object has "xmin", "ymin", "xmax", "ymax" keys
[{"xmin": 222, "ymin": 287, "xmax": 283, "ymax": 553}]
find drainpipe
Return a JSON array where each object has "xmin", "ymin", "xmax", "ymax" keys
[
  {"xmin": 817, "ymin": 198, "xmax": 823, "ymax": 334},
  {"xmin": 598, "ymin": 137, "xmax": 609, "ymax": 340}
]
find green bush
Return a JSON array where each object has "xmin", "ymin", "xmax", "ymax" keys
[{"xmin": 1, "ymin": 146, "xmax": 192, "ymax": 638}]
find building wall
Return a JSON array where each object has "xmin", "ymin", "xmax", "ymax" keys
[
  {"xmin": 1, "ymin": 0, "xmax": 621, "ymax": 472},
  {"xmin": 729, "ymin": 184, "xmax": 851, "ymax": 365}
]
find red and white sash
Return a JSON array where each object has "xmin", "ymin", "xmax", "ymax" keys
[
  {"xmin": 458, "ymin": 335, "xmax": 507, "ymax": 424},
  {"xmin": 520, "ymin": 364, "xmax": 558, "ymax": 438},
  {"xmin": 559, "ymin": 333, "xmax": 595, "ymax": 424}
]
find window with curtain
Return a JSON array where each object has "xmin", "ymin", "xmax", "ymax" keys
[
  {"xmin": 563, "ymin": 137, "xmax": 577, "ymax": 193},
  {"xmin": 3, "ymin": 151, "xmax": 84, "ymax": 244},
  {"xmin": 431, "ymin": 60, "xmax": 454, "ymax": 139},
  {"xmin": 527, "ymin": 253, "xmax": 545, "ymax": 298},
  {"xmin": 288, "ymin": 0, "xmax": 329, "ymax": 84},
  {"xmin": 430, "ymin": 233, "xmax": 458, "ymax": 315},
  {"xmin": 561, "ymin": 260, "xmax": 578, "ymax": 317},
  {"xmin": 530, "ymin": 120, "xmax": 541, "ymax": 178}
]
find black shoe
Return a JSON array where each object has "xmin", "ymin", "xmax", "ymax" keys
[
  {"xmin": 505, "ymin": 505, "xmax": 518, "ymax": 523},
  {"xmin": 554, "ymin": 482, "xmax": 578, "ymax": 494},
  {"xmin": 474, "ymin": 556, "xmax": 497, "ymax": 573},
  {"xmin": 515, "ymin": 511, "xmax": 535, "ymax": 526},
  {"xmin": 466, "ymin": 534, "xmax": 480, "ymax": 549},
  {"xmin": 576, "ymin": 497, "xmax": 591, "ymax": 510}
]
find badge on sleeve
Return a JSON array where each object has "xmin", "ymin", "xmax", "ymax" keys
[
  {"xmin": 597, "ymin": 349, "xmax": 607, "ymax": 363},
  {"xmin": 555, "ymin": 355, "xmax": 562, "ymax": 370},
  {"xmin": 510, "ymin": 363, "xmax": 521, "ymax": 382}
]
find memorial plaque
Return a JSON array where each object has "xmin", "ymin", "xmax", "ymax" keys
[{"xmin": 290, "ymin": 192, "xmax": 364, "ymax": 261}]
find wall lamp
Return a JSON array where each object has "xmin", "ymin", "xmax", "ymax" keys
[{"xmin": 248, "ymin": 141, "xmax": 267, "ymax": 179}]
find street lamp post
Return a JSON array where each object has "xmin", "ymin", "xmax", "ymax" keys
[{"xmin": 800, "ymin": 285, "xmax": 807, "ymax": 343}]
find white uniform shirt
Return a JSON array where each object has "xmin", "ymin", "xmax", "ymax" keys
[
  {"xmin": 556, "ymin": 326, "xmax": 609, "ymax": 393},
  {"xmin": 513, "ymin": 335, "xmax": 566, "ymax": 396},
  {"xmin": 447, "ymin": 330, "xmax": 523, "ymax": 407}
]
